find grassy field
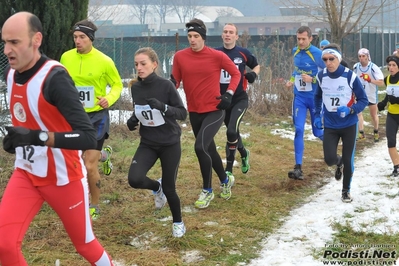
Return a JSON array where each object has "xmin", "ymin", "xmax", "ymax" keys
[{"xmin": 1, "ymin": 104, "xmax": 393, "ymax": 265}]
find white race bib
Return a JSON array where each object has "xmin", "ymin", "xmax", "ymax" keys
[
  {"xmin": 295, "ymin": 75, "xmax": 312, "ymax": 92},
  {"xmin": 387, "ymin": 84, "xmax": 399, "ymax": 97},
  {"xmin": 220, "ymin": 65, "xmax": 239, "ymax": 84},
  {"xmin": 135, "ymin": 104, "xmax": 165, "ymax": 127},
  {"xmin": 15, "ymin": 146, "xmax": 49, "ymax": 177},
  {"xmin": 76, "ymin": 86, "xmax": 95, "ymax": 108},
  {"xmin": 321, "ymin": 76, "xmax": 353, "ymax": 112}
]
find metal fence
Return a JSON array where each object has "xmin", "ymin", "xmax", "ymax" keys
[
  {"xmin": 0, "ymin": 32, "xmax": 398, "ymax": 81},
  {"xmin": 0, "ymin": 32, "xmax": 398, "ymax": 129},
  {"xmin": 92, "ymin": 32, "xmax": 399, "ymax": 80}
]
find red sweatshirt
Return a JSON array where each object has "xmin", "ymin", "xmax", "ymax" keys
[{"xmin": 172, "ymin": 46, "xmax": 240, "ymax": 113}]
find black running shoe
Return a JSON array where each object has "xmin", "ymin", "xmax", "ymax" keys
[
  {"xmin": 288, "ymin": 164, "xmax": 303, "ymax": 180},
  {"xmin": 341, "ymin": 191, "xmax": 353, "ymax": 203},
  {"xmin": 391, "ymin": 168, "xmax": 398, "ymax": 177},
  {"xmin": 335, "ymin": 155, "xmax": 343, "ymax": 181}
]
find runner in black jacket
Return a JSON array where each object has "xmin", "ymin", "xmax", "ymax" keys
[{"xmin": 127, "ymin": 47, "xmax": 187, "ymax": 238}]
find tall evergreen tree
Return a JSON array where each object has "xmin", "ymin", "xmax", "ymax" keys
[{"xmin": 0, "ymin": 0, "xmax": 89, "ymax": 60}]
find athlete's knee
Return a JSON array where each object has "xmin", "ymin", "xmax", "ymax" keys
[
  {"xmin": 0, "ymin": 235, "xmax": 20, "ymax": 261},
  {"xmin": 163, "ymin": 187, "xmax": 177, "ymax": 199},
  {"xmin": 75, "ymin": 240, "xmax": 111, "ymax": 264},
  {"xmin": 127, "ymin": 174, "xmax": 145, "ymax": 189},
  {"xmin": 387, "ymin": 135, "xmax": 396, "ymax": 148},
  {"xmin": 295, "ymin": 126, "xmax": 305, "ymax": 137},
  {"xmin": 324, "ymin": 154, "xmax": 337, "ymax": 166},
  {"xmin": 84, "ymin": 160, "xmax": 98, "ymax": 174},
  {"xmin": 226, "ymin": 128, "xmax": 238, "ymax": 142},
  {"xmin": 194, "ymin": 142, "xmax": 206, "ymax": 156}
]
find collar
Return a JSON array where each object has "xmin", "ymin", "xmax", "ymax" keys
[
  {"xmin": 138, "ymin": 72, "xmax": 157, "ymax": 84},
  {"xmin": 327, "ymin": 65, "xmax": 345, "ymax": 78},
  {"xmin": 298, "ymin": 43, "xmax": 312, "ymax": 51}
]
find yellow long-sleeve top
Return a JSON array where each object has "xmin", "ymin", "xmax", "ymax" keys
[
  {"xmin": 382, "ymin": 74, "xmax": 399, "ymax": 114},
  {"xmin": 60, "ymin": 47, "xmax": 123, "ymax": 113}
]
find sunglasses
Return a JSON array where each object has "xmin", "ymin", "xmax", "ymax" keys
[{"xmin": 322, "ymin": 57, "xmax": 336, "ymax": 62}]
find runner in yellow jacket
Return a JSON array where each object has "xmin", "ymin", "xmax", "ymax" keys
[{"xmin": 60, "ymin": 19, "xmax": 123, "ymax": 220}]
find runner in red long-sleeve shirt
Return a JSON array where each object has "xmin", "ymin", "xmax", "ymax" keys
[{"xmin": 172, "ymin": 18, "xmax": 241, "ymax": 209}]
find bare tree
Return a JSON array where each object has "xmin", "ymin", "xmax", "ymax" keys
[
  {"xmin": 128, "ymin": 0, "xmax": 150, "ymax": 24},
  {"xmin": 216, "ymin": 7, "xmax": 237, "ymax": 18},
  {"xmin": 88, "ymin": 0, "xmax": 125, "ymax": 23},
  {"xmin": 169, "ymin": 0, "xmax": 203, "ymax": 23},
  {"xmin": 280, "ymin": 0, "xmax": 397, "ymax": 44},
  {"xmin": 152, "ymin": 0, "xmax": 173, "ymax": 24}
]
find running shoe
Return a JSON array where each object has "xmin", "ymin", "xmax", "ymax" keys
[
  {"xmin": 391, "ymin": 168, "xmax": 398, "ymax": 177},
  {"xmin": 220, "ymin": 173, "xmax": 235, "ymax": 200},
  {"xmin": 172, "ymin": 221, "xmax": 186, "ymax": 238},
  {"xmin": 194, "ymin": 190, "xmax": 214, "ymax": 209},
  {"xmin": 241, "ymin": 149, "xmax": 250, "ymax": 174},
  {"xmin": 374, "ymin": 132, "xmax": 379, "ymax": 142},
  {"xmin": 102, "ymin": 145, "xmax": 113, "ymax": 176},
  {"xmin": 341, "ymin": 191, "xmax": 353, "ymax": 203},
  {"xmin": 357, "ymin": 131, "xmax": 365, "ymax": 140},
  {"xmin": 288, "ymin": 164, "xmax": 303, "ymax": 180},
  {"xmin": 89, "ymin": 205, "xmax": 100, "ymax": 220},
  {"xmin": 153, "ymin": 178, "xmax": 167, "ymax": 209}
]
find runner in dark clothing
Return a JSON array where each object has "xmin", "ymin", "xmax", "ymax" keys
[
  {"xmin": 215, "ymin": 23, "xmax": 260, "ymax": 179},
  {"xmin": 127, "ymin": 47, "xmax": 187, "ymax": 237}
]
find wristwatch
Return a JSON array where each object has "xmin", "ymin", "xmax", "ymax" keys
[
  {"xmin": 39, "ymin": 131, "xmax": 49, "ymax": 145},
  {"xmin": 350, "ymin": 108, "xmax": 355, "ymax": 114}
]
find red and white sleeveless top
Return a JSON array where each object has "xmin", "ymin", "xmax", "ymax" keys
[{"xmin": 7, "ymin": 60, "xmax": 86, "ymax": 186}]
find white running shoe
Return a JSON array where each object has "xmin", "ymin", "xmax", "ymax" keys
[
  {"xmin": 172, "ymin": 221, "xmax": 186, "ymax": 238},
  {"xmin": 153, "ymin": 178, "xmax": 167, "ymax": 209}
]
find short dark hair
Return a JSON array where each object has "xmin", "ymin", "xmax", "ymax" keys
[
  {"xmin": 296, "ymin": 26, "xmax": 311, "ymax": 37},
  {"xmin": 28, "ymin": 14, "xmax": 42, "ymax": 37}
]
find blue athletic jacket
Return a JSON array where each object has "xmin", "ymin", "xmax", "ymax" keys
[
  {"xmin": 290, "ymin": 44, "xmax": 325, "ymax": 98},
  {"xmin": 315, "ymin": 65, "xmax": 368, "ymax": 129}
]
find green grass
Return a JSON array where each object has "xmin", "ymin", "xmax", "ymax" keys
[{"xmin": 0, "ymin": 86, "xmax": 398, "ymax": 265}]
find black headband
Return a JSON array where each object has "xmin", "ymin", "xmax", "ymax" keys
[
  {"xmin": 186, "ymin": 23, "xmax": 206, "ymax": 40},
  {"xmin": 74, "ymin": 24, "xmax": 95, "ymax": 41},
  {"xmin": 386, "ymin": 55, "xmax": 399, "ymax": 67}
]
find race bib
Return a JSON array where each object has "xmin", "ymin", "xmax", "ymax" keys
[
  {"xmin": 220, "ymin": 65, "xmax": 239, "ymax": 84},
  {"xmin": 295, "ymin": 75, "xmax": 312, "ymax": 92},
  {"xmin": 135, "ymin": 104, "xmax": 165, "ymax": 127},
  {"xmin": 76, "ymin": 86, "xmax": 95, "ymax": 108},
  {"xmin": 15, "ymin": 146, "xmax": 49, "ymax": 177},
  {"xmin": 387, "ymin": 84, "xmax": 399, "ymax": 97},
  {"xmin": 322, "ymin": 92, "xmax": 350, "ymax": 112}
]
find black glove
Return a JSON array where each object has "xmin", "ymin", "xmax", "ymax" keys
[
  {"xmin": 169, "ymin": 74, "xmax": 177, "ymax": 87},
  {"xmin": 377, "ymin": 102, "xmax": 386, "ymax": 111},
  {"xmin": 3, "ymin": 134, "xmax": 15, "ymax": 154},
  {"xmin": 244, "ymin": 71, "xmax": 257, "ymax": 84},
  {"xmin": 146, "ymin": 98, "xmax": 166, "ymax": 112},
  {"xmin": 216, "ymin": 92, "xmax": 233, "ymax": 110},
  {"xmin": 127, "ymin": 115, "xmax": 139, "ymax": 131},
  {"xmin": 3, "ymin": 126, "xmax": 43, "ymax": 153}
]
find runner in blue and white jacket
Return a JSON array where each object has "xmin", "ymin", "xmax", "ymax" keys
[
  {"xmin": 286, "ymin": 26, "xmax": 325, "ymax": 180},
  {"xmin": 314, "ymin": 43, "xmax": 368, "ymax": 203}
]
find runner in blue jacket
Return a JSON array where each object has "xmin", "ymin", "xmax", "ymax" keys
[
  {"xmin": 286, "ymin": 26, "xmax": 325, "ymax": 180},
  {"xmin": 314, "ymin": 43, "xmax": 368, "ymax": 203}
]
